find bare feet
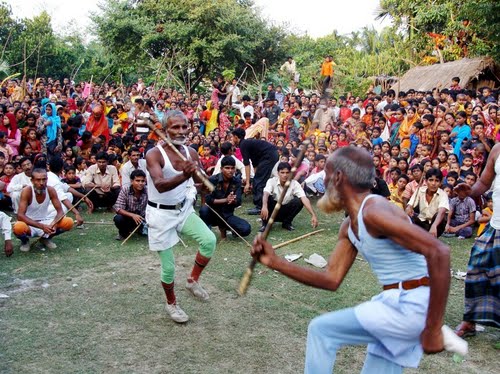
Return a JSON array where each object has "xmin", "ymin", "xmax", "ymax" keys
[{"xmin": 454, "ymin": 321, "xmax": 476, "ymax": 338}]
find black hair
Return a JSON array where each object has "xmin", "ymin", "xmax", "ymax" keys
[
  {"xmin": 220, "ymin": 142, "xmax": 233, "ymax": 155},
  {"xmin": 277, "ymin": 162, "xmax": 292, "ymax": 172},
  {"xmin": 425, "ymin": 167, "xmax": 443, "ymax": 181},
  {"xmin": 96, "ymin": 151, "xmax": 108, "ymax": 161},
  {"xmin": 221, "ymin": 156, "xmax": 236, "ymax": 167},
  {"xmin": 232, "ymin": 128, "xmax": 246, "ymax": 140},
  {"xmin": 49, "ymin": 157, "xmax": 64, "ymax": 174},
  {"xmin": 130, "ymin": 169, "xmax": 146, "ymax": 180},
  {"xmin": 128, "ymin": 146, "xmax": 141, "ymax": 155}
]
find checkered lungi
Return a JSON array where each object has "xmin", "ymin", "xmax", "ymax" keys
[{"xmin": 464, "ymin": 224, "xmax": 500, "ymax": 327}]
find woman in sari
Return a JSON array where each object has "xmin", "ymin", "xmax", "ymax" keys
[
  {"xmin": 397, "ymin": 107, "xmax": 419, "ymax": 149},
  {"xmin": 86, "ymin": 105, "xmax": 110, "ymax": 144},
  {"xmin": 39, "ymin": 102, "xmax": 62, "ymax": 159},
  {"xmin": 1, "ymin": 113, "xmax": 21, "ymax": 157}
]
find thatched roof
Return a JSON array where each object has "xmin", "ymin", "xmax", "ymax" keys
[{"xmin": 392, "ymin": 57, "xmax": 498, "ymax": 92}]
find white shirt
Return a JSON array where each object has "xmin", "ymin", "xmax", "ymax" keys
[
  {"xmin": 7, "ymin": 172, "xmax": 31, "ymax": 194},
  {"xmin": 48, "ymin": 171, "xmax": 70, "ymax": 202},
  {"xmin": 0, "ymin": 211, "xmax": 12, "ymax": 240},
  {"xmin": 212, "ymin": 155, "xmax": 250, "ymax": 180},
  {"xmin": 264, "ymin": 177, "xmax": 305, "ymax": 205},
  {"xmin": 232, "ymin": 103, "xmax": 254, "ymax": 119},
  {"xmin": 120, "ymin": 159, "xmax": 147, "ymax": 187},
  {"xmin": 408, "ymin": 187, "xmax": 449, "ymax": 222},
  {"xmin": 228, "ymin": 85, "xmax": 240, "ymax": 104}
]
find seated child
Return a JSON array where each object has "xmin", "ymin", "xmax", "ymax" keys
[
  {"xmin": 444, "ymin": 184, "xmax": 476, "ymax": 239},
  {"xmin": 477, "ymin": 192, "xmax": 493, "ymax": 237}
]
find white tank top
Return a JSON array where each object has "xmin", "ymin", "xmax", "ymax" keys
[
  {"xmin": 26, "ymin": 186, "xmax": 52, "ymax": 221},
  {"xmin": 146, "ymin": 144, "xmax": 194, "ymax": 205},
  {"xmin": 490, "ymin": 155, "xmax": 500, "ymax": 229}
]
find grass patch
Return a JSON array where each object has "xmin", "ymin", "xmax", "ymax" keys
[{"xmin": 0, "ymin": 197, "xmax": 498, "ymax": 373}]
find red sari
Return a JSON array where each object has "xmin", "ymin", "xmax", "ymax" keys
[{"xmin": 86, "ymin": 106, "xmax": 110, "ymax": 143}]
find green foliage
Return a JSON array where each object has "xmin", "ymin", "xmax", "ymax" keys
[
  {"xmin": 279, "ymin": 27, "xmax": 410, "ymax": 97},
  {"xmin": 376, "ymin": 0, "xmax": 500, "ymax": 62},
  {"xmin": 92, "ymin": 0, "xmax": 286, "ymax": 92}
]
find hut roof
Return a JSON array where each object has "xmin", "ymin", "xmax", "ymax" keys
[{"xmin": 392, "ymin": 57, "xmax": 497, "ymax": 92}]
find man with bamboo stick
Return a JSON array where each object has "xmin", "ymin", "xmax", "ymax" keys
[{"xmin": 251, "ymin": 147, "xmax": 450, "ymax": 373}]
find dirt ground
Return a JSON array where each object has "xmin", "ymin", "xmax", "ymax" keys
[{"xmin": 0, "ymin": 210, "xmax": 498, "ymax": 373}]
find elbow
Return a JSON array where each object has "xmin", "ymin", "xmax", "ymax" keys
[
  {"xmin": 431, "ymin": 243, "xmax": 451, "ymax": 268},
  {"xmin": 326, "ymin": 279, "xmax": 341, "ymax": 291}
]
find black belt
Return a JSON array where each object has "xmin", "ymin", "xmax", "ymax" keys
[{"xmin": 148, "ymin": 199, "xmax": 185, "ymax": 210}]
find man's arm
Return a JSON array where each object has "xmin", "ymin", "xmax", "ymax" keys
[
  {"xmin": 300, "ymin": 196, "xmax": 318, "ymax": 228},
  {"xmin": 114, "ymin": 188, "xmax": 144, "ymax": 224},
  {"xmin": 363, "ymin": 198, "xmax": 450, "ymax": 353},
  {"xmin": 1, "ymin": 212, "xmax": 13, "ymax": 257},
  {"xmin": 251, "ymin": 219, "xmax": 357, "ymax": 290},
  {"xmin": 470, "ymin": 143, "xmax": 500, "ymax": 197}
]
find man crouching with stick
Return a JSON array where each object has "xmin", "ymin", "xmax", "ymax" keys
[{"xmin": 251, "ymin": 147, "xmax": 450, "ymax": 373}]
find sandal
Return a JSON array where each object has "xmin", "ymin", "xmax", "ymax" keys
[{"xmin": 454, "ymin": 322, "xmax": 476, "ymax": 338}]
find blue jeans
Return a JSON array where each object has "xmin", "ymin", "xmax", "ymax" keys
[{"xmin": 305, "ymin": 308, "xmax": 403, "ymax": 374}]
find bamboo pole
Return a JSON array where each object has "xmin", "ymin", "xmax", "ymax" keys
[{"xmin": 273, "ymin": 229, "xmax": 325, "ymax": 250}]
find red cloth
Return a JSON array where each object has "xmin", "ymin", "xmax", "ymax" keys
[
  {"xmin": 0, "ymin": 113, "xmax": 18, "ymax": 139},
  {"xmin": 86, "ymin": 106, "xmax": 109, "ymax": 143}
]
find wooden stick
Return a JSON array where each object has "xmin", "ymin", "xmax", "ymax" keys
[
  {"xmin": 121, "ymin": 223, "xmax": 142, "ymax": 246},
  {"xmin": 273, "ymin": 229, "xmax": 324, "ymax": 250},
  {"xmin": 238, "ymin": 141, "xmax": 310, "ymax": 296},
  {"xmin": 179, "ymin": 237, "xmax": 188, "ymax": 248},
  {"xmin": 145, "ymin": 121, "xmax": 215, "ymax": 192},
  {"xmin": 76, "ymin": 221, "xmax": 114, "ymax": 225}
]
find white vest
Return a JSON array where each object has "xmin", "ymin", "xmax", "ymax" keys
[{"xmin": 146, "ymin": 145, "xmax": 194, "ymax": 205}]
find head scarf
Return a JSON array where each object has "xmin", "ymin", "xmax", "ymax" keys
[
  {"xmin": 86, "ymin": 105, "xmax": 109, "ymax": 142},
  {"xmin": 42, "ymin": 103, "xmax": 61, "ymax": 144},
  {"xmin": 0, "ymin": 113, "xmax": 18, "ymax": 139},
  {"xmin": 67, "ymin": 98, "xmax": 77, "ymax": 111}
]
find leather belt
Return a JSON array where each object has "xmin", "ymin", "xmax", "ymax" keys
[
  {"xmin": 148, "ymin": 199, "xmax": 185, "ymax": 210},
  {"xmin": 383, "ymin": 276, "xmax": 429, "ymax": 291}
]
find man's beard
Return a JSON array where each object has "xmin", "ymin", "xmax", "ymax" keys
[
  {"xmin": 317, "ymin": 183, "xmax": 344, "ymax": 214},
  {"xmin": 34, "ymin": 188, "xmax": 46, "ymax": 195},
  {"xmin": 168, "ymin": 135, "xmax": 186, "ymax": 145}
]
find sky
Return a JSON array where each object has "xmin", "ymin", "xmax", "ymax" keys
[{"xmin": 5, "ymin": 0, "xmax": 391, "ymax": 38}]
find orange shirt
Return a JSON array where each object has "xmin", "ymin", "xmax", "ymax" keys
[{"xmin": 321, "ymin": 61, "xmax": 334, "ymax": 77}]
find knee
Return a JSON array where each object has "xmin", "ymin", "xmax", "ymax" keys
[
  {"xmin": 56, "ymin": 217, "xmax": 74, "ymax": 231},
  {"xmin": 240, "ymin": 222, "xmax": 252, "ymax": 237},
  {"xmin": 307, "ymin": 316, "xmax": 325, "ymax": 338},
  {"xmin": 113, "ymin": 214, "xmax": 125, "ymax": 225},
  {"xmin": 199, "ymin": 206, "xmax": 210, "ymax": 221},
  {"xmin": 13, "ymin": 221, "xmax": 29, "ymax": 236},
  {"xmin": 201, "ymin": 230, "xmax": 217, "ymax": 256}
]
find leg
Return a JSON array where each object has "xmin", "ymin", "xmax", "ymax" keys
[
  {"xmin": 225, "ymin": 214, "xmax": 252, "ymax": 237},
  {"xmin": 113, "ymin": 214, "xmax": 137, "ymax": 237},
  {"xmin": 305, "ymin": 308, "xmax": 377, "ymax": 374},
  {"xmin": 180, "ymin": 213, "xmax": 216, "ymax": 300},
  {"xmin": 158, "ymin": 248, "xmax": 176, "ymax": 304},
  {"xmin": 276, "ymin": 197, "xmax": 303, "ymax": 226},
  {"xmin": 87, "ymin": 190, "xmax": 104, "ymax": 209},
  {"xmin": 158, "ymin": 248, "xmax": 189, "ymax": 323},
  {"xmin": 13, "ymin": 221, "xmax": 31, "ymax": 251},
  {"xmin": 199, "ymin": 205, "xmax": 217, "ymax": 228},
  {"xmin": 252, "ymin": 155, "xmax": 278, "ymax": 209},
  {"xmin": 361, "ymin": 353, "xmax": 403, "ymax": 374}
]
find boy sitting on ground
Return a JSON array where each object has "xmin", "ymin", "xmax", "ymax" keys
[{"xmin": 444, "ymin": 184, "xmax": 476, "ymax": 239}]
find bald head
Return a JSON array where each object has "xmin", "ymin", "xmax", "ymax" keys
[{"xmin": 327, "ymin": 147, "xmax": 375, "ymax": 190}]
